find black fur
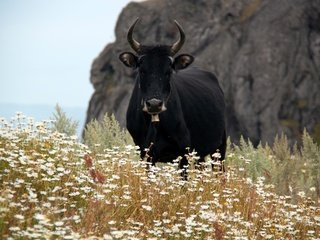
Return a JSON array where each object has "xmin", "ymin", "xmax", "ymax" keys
[{"xmin": 120, "ymin": 45, "xmax": 226, "ymax": 174}]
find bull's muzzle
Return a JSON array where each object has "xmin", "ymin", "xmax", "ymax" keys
[{"xmin": 143, "ymin": 98, "xmax": 167, "ymax": 114}]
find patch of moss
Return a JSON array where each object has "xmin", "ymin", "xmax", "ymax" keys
[
  {"xmin": 240, "ymin": 0, "xmax": 262, "ymax": 22},
  {"xmin": 297, "ymin": 99, "xmax": 308, "ymax": 109},
  {"xmin": 279, "ymin": 119, "xmax": 299, "ymax": 129}
]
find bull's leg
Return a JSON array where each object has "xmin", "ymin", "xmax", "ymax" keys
[
  {"xmin": 219, "ymin": 130, "xmax": 227, "ymax": 172},
  {"xmin": 195, "ymin": 157, "xmax": 206, "ymax": 171},
  {"xmin": 218, "ymin": 130, "xmax": 227, "ymax": 161},
  {"xmin": 141, "ymin": 146, "xmax": 156, "ymax": 173},
  {"xmin": 145, "ymin": 156, "xmax": 155, "ymax": 170},
  {"xmin": 212, "ymin": 130, "xmax": 227, "ymax": 172},
  {"xmin": 142, "ymin": 122, "xmax": 158, "ymax": 173},
  {"xmin": 179, "ymin": 156, "xmax": 189, "ymax": 180},
  {"xmin": 211, "ymin": 152, "xmax": 225, "ymax": 172}
]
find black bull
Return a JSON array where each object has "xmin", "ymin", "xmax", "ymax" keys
[{"xmin": 119, "ymin": 19, "xmax": 226, "ymax": 175}]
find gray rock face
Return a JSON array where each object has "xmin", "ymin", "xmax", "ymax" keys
[{"xmin": 85, "ymin": 0, "xmax": 320, "ymax": 145}]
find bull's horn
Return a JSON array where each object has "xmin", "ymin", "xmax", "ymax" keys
[
  {"xmin": 171, "ymin": 20, "xmax": 185, "ymax": 55},
  {"xmin": 127, "ymin": 18, "xmax": 141, "ymax": 53}
]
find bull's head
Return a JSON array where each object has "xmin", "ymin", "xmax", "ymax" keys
[{"xmin": 119, "ymin": 18, "xmax": 194, "ymax": 120}]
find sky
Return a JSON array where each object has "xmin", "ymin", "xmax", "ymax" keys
[{"xmin": 0, "ymin": 0, "xmax": 139, "ymax": 109}]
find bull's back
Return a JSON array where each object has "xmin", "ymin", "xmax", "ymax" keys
[{"xmin": 173, "ymin": 68, "xmax": 225, "ymax": 156}]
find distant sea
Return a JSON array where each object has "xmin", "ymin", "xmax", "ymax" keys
[{"xmin": 0, "ymin": 103, "xmax": 87, "ymax": 137}]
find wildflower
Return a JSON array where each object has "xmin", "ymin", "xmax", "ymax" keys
[
  {"xmin": 70, "ymin": 135, "xmax": 78, "ymax": 140},
  {"xmin": 163, "ymin": 219, "xmax": 171, "ymax": 224},
  {"xmin": 48, "ymin": 150, "xmax": 57, "ymax": 155},
  {"xmin": 200, "ymin": 211, "xmax": 217, "ymax": 222},
  {"xmin": 48, "ymin": 196, "xmax": 56, "ymax": 201},
  {"xmin": 54, "ymin": 221, "xmax": 64, "ymax": 227},
  {"xmin": 56, "ymin": 167, "xmax": 65, "ymax": 172},
  {"xmin": 310, "ymin": 187, "xmax": 316, "ymax": 192},
  {"xmin": 246, "ymin": 178, "xmax": 253, "ymax": 184},
  {"xmin": 112, "ymin": 174, "xmax": 120, "ymax": 180},
  {"xmin": 212, "ymin": 152, "xmax": 221, "ymax": 159},
  {"xmin": 14, "ymin": 214, "xmax": 25, "ymax": 220},
  {"xmin": 111, "ymin": 230, "xmax": 124, "ymax": 239},
  {"xmin": 162, "ymin": 212, "xmax": 168, "ymax": 217},
  {"xmin": 53, "ymin": 208, "xmax": 67, "ymax": 214},
  {"xmin": 200, "ymin": 204, "xmax": 210, "ymax": 210},
  {"xmin": 153, "ymin": 220, "xmax": 162, "ymax": 227},
  {"xmin": 307, "ymin": 230, "xmax": 315, "ymax": 235},
  {"xmin": 72, "ymin": 215, "xmax": 81, "ymax": 223},
  {"xmin": 9, "ymin": 226, "xmax": 20, "ymax": 231},
  {"xmin": 123, "ymin": 194, "xmax": 131, "ymax": 200},
  {"xmin": 52, "ymin": 186, "xmax": 62, "ymax": 193},
  {"xmin": 34, "ymin": 213, "xmax": 47, "ymax": 221},
  {"xmin": 65, "ymin": 182, "xmax": 73, "ymax": 187},
  {"xmin": 103, "ymin": 234, "xmax": 113, "ymax": 240},
  {"xmin": 18, "ymin": 156, "xmax": 28, "ymax": 165},
  {"xmin": 297, "ymin": 191, "xmax": 306, "ymax": 198},
  {"xmin": 172, "ymin": 224, "xmax": 181, "ymax": 233},
  {"xmin": 43, "ymin": 202, "xmax": 51, "ymax": 208},
  {"xmin": 125, "ymin": 145, "xmax": 135, "ymax": 151},
  {"xmin": 69, "ymin": 192, "xmax": 80, "ymax": 196},
  {"xmin": 212, "ymin": 193, "xmax": 220, "ymax": 198},
  {"xmin": 142, "ymin": 205, "xmax": 152, "ymax": 211}
]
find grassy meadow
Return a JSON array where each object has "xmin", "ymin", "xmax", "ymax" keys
[{"xmin": 0, "ymin": 111, "xmax": 319, "ymax": 239}]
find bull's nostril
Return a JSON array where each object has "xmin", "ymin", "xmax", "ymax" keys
[
  {"xmin": 146, "ymin": 98, "xmax": 163, "ymax": 112},
  {"xmin": 157, "ymin": 100, "xmax": 163, "ymax": 107}
]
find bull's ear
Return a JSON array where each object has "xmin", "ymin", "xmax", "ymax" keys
[
  {"xmin": 173, "ymin": 54, "xmax": 194, "ymax": 70},
  {"xmin": 119, "ymin": 52, "xmax": 138, "ymax": 68}
]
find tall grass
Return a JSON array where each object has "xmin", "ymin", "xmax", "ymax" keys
[
  {"xmin": 0, "ymin": 112, "xmax": 319, "ymax": 239},
  {"xmin": 227, "ymin": 132, "xmax": 320, "ymax": 201}
]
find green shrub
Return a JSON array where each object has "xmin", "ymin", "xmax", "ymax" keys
[
  {"xmin": 50, "ymin": 104, "xmax": 78, "ymax": 136},
  {"xmin": 227, "ymin": 136, "xmax": 272, "ymax": 181},
  {"xmin": 227, "ymin": 131, "xmax": 320, "ymax": 201},
  {"xmin": 83, "ymin": 113, "xmax": 133, "ymax": 154},
  {"xmin": 300, "ymin": 129, "xmax": 320, "ymax": 197}
]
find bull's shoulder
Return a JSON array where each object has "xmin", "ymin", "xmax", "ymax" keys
[
  {"xmin": 171, "ymin": 67, "xmax": 225, "ymax": 113},
  {"xmin": 173, "ymin": 67, "xmax": 220, "ymax": 86},
  {"xmin": 172, "ymin": 67, "xmax": 223, "ymax": 97}
]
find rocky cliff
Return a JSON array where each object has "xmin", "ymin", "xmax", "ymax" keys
[{"xmin": 85, "ymin": 0, "xmax": 320, "ymax": 145}]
